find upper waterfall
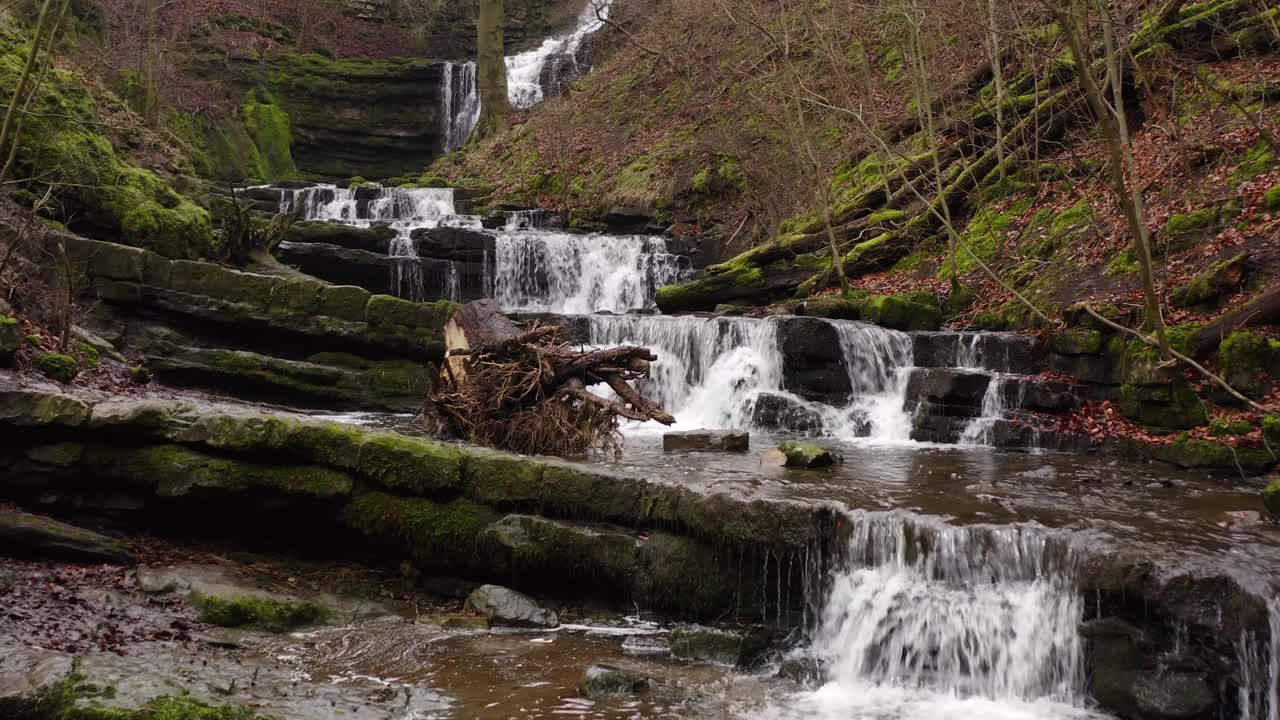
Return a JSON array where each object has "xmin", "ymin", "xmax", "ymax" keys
[{"xmin": 441, "ymin": 0, "xmax": 613, "ymax": 151}]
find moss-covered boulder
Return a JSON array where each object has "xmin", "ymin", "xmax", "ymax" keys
[
  {"xmin": 0, "ymin": 315, "xmax": 21, "ymax": 365},
  {"xmin": 1116, "ymin": 380, "xmax": 1208, "ymax": 431},
  {"xmin": 357, "ymin": 432, "xmax": 464, "ymax": 494},
  {"xmin": 1169, "ymin": 252, "xmax": 1248, "ymax": 308},
  {"xmin": 196, "ymin": 594, "xmax": 327, "ymax": 632},
  {"xmin": 33, "ymin": 353, "xmax": 79, "ymax": 384},
  {"xmin": 480, "ymin": 514, "xmax": 639, "ymax": 596},
  {"xmin": 768, "ymin": 441, "xmax": 836, "ymax": 468},
  {"xmin": 0, "ymin": 389, "xmax": 91, "ymax": 427},
  {"xmin": 1218, "ymin": 332, "xmax": 1280, "ymax": 399},
  {"xmin": 798, "ymin": 296, "xmax": 864, "ymax": 320},
  {"xmin": 860, "ymin": 294, "xmax": 943, "ymax": 331},
  {"xmin": 1264, "ymin": 480, "xmax": 1280, "ymax": 520},
  {"xmin": 1049, "ymin": 327, "xmax": 1103, "ymax": 355},
  {"xmin": 341, "ymin": 492, "xmax": 497, "ymax": 573}
]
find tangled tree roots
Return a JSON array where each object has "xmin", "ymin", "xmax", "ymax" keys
[{"xmin": 427, "ymin": 301, "xmax": 674, "ymax": 456}]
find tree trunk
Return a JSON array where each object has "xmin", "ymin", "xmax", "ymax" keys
[
  {"xmin": 475, "ymin": 0, "xmax": 509, "ymax": 139},
  {"xmin": 1057, "ymin": 1, "xmax": 1171, "ymax": 360},
  {"xmin": 0, "ymin": 0, "xmax": 56, "ymax": 166}
]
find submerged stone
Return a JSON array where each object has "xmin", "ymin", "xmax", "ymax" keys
[
  {"xmin": 578, "ymin": 664, "xmax": 648, "ymax": 698},
  {"xmin": 465, "ymin": 584, "xmax": 558, "ymax": 629},
  {"xmin": 770, "ymin": 441, "xmax": 835, "ymax": 468},
  {"xmin": 662, "ymin": 430, "xmax": 749, "ymax": 452},
  {"xmin": 669, "ymin": 625, "xmax": 776, "ymax": 668}
]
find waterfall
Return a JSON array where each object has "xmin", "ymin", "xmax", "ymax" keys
[
  {"xmin": 959, "ymin": 375, "xmax": 1008, "ymax": 446},
  {"xmin": 1238, "ymin": 597, "xmax": 1280, "ymax": 720},
  {"xmin": 583, "ymin": 314, "xmax": 782, "ymax": 430},
  {"xmin": 506, "ymin": 0, "xmax": 611, "ymax": 109},
  {"xmin": 280, "ymin": 185, "xmax": 456, "ymax": 300},
  {"xmin": 441, "ymin": 62, "xmax": 480, "ymax": 154},
  {"xmin": 755, "ymin": 512, "xmax": 1097, "ymax": 720},
  {"xmin": 831, "ymin": 322, "xmax": 914, "ymax": 442},
  {"xmin": 493, "ymin": 231, "xmax": 687, "ymax": 314}
]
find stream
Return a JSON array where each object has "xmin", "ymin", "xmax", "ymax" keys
[{"xmin": 272, "ymin": 184, "xmax": 1280, "ymax": 720}]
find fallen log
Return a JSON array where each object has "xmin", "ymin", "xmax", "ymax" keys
[{"xmin": 429, "ymin": 300, "xmax": 676, "ymax": 455}]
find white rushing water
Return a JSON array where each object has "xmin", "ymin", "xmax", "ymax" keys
[
  {"xmin": 440, "ymin": 0, "xmax": 612, "ymax": 151},
  {"xmin": 280, "ymin": 185, "xmax": 459, "ymax": 301},
  {"xmin": 495, "ymin": 231, "xmax": 686, "ymax": 314},
  {"xmin": 583, "ymin": 315, "xmax": 917, "ymax": 441},
  {"xmin": 748, "ymin": 512, "xmax": 1104, "ymax": 720},
  {"xmin": 1238, "ymin": 597, "xmax": 1280, "ymax": 720}
]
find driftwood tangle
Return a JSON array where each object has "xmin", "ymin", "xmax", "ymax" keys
[{"xmin": 431, "ymin": 300, "xmax": 674, "ymax": 455}]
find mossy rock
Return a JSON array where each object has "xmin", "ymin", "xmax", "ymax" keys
[
  {"xmin": 1266, "ymin": 415, "xmax": 1280, "ymax": 447},
  {"xmin": 1164, "ymin": 203, "xmax": 1238, "ymax": 249},
  {"xmin": 770, "ymin": 441, "xmax": 835, "ymax": 468},
  {"xmin": 798, "ymin": 296, "xmax": 863, "ymax": 320},
  {"xmin": 356, "ymin": 432, "xmax": 464, "ymax": 495},
  {"xmin": 196, "ymin": 594, "xmax": 327, "ymax": 632},
  {"xmin": 341, "ymin": 492, "xmax": 497, "ymax": 573},
  {"xmin": 479, "ymin": 514, "xmax": 639, "ymax": 595},
  {"xmin": 634, "ymin": 532, "xmax": 762, "ymax": 620},
  {"xmin": 1264, "ymin": 183, "xmax": 1280, "ymax": 212},
  {"xmin": 1050, "ymin": 327, "xmax": 1103, "ymax": 356},
  {"xmin": 0, "ymin": 677, "xmax": 270, "ymax": 719},
  {"xmin": 1218, "ymin": 331, "xmax": 1280, "ymax": 399},
  {"xmin": 0, "ymin": 315, "xmax": 21, "ymax": 365},
  {"xmin": 1116, "ymin": 381, "xmax": 1208, "ymax": 431},
  {"xmin": 0, "ymin": 389, "xmax": 91, "ymax": 427},
  {"xmin": 1161, "ymin": 436, "xmax": 1276, "ymax": 475},
  {"xmin": 1169, "ymin": 252, "xmax": 1248, "ymax": 308},
  {"xmin": 33, "ymin": 353, "xmax": 79, "ymax": 383},
  {"xmin": 1264, "ymin": 480, "xmax": 1280, "ymax": 520},
  {"xmin": 860, "ymin": 295, "xmax": 942, "ymax": 331},
  {"xmin": 84, "ymin": 444, "xmax": 353, "ymax": 499}
]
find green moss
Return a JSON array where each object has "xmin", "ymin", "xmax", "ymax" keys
[
  {"xmin": 0, "ymin": 675, "xmax": 269, "ymax": 719},
  {"xmin": 356, "ymin": 432, "xmax": 464, "ymax": 495},
  {"xmin": 867, "ymin": 208, "xmax": 906, "ymax": 224},
  {"xmin": 1264, "ymin": 183, "xmax": 1280, "ymax": 212},
  {"xmin": 1170, "ymin": 252, "xmax": 1248, "ymax": 307},
  {"xmin": 1209, "ymin": 417, "xmax": 1254, "ymax": 437},
  {"xmin": 775, "ymin": 441, "xmax": 834, "ymax": 467},
  {"xmin": 1164, "ymin": 435, "xmax": 1276, "ymax": 474},
  {"xmin": 1050, "ymin": 327, "xmax": 1103, "ymax": 355},
  {"xmin": 341, "ymin": 492, "xmax": 496, "ymax": 571},
  {"xmin": 242, "ymin": 89, "xmax": 297, "ymax": 182},
  {"xmin": 940, "ymin": 198, "xmax": 1031, "ymax": 278},
  {"xmin": 1219, "ymin": 331, "xmax": 1279, "ymax": 398},
  {"xmin": 34, "ymin": 353, "xmax": 79, "ymax": 383},
  {"xmin": 195, "ymin": 595, "xmax": 327, "ymax": 632},
  {"xmin": 860, "ymin": 294, "xmax": 943, "ymax": 331},
  {"xmin": 1166, "ymin": 208, "xmax": 1219, "ymax": 239},
  {"xmin": 85, "ymin": 444, "xmax": 353, "ymax": 498},
  {"xmin": 1117, "ymin": 379, "xmax": 1208, "ymax": 431},
  {"xmin": 800, "ymin": 296, "xmax": 863, "ymax": 320},
  {"xmin": 1264, "ymin": 479, "xmax": 1280, "ymax": 519},
  {"xmin": 1232, "ymin": 140, "xmax": 1274, "ymax": 184},
  {"xmin": 1105, "ymin": 249, "xmax": 1140, "ymax": 276}
]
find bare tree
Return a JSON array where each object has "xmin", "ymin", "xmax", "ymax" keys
[{"xmin": 475, "ymin": 0, "xmax": 509, "ymax": 139}]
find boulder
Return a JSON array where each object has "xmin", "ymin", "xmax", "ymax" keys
[
  {"xmin": 777, "ymin": 317, "xmax": 850, "ymax": 401},
  {"xmin": 464, "ymin": 584, "xmax": 559, "ymax": 629},
  {"xmin": 409, "ymin": 226, "xmax": 495, "ymax": 262},
  {"xmin": 604, "ymin": 206, "xmax": 655, "ymax": 233},
  {"xmin": 904, "ymin": 368, "xmax": 992, "ymax": 417},
  {"xmin": 797, "ymin": 296, "xmax": 862, "ymax": 320},
  {"xmin": 284, "ymin": 221, "xmax": 398, "ymax": 254},
  {"xmin": 1083, "ymin": 618, "xmax": 1215, "ymax": 720},
  {"xmin": 861, "ymin": 294, "xmax": 942, "ymax": 331},
  {"xmin": 0, "ymin": 510, "xmax": 134, "ymax": 564},
  {"xmin": 0, "ymin": 315, "xmax": 21, "ymax": 365},
  {"xmin": 33, "ymin": 353, "xmax": 79, "ymax": 384},
  {"xmin": 1263, "ymin": 480, "xmax": 1280, "ymax": 520},
  {"xmin": 765, "ymin": 441, "xmax": 835, "ymax": 468},
  {"xmin": 578, "ymin": 664, "xmax": 648, "ymax": 698},
  {"xmin": 751, "ymin": 393, "xmax": 825, "ymax": 434},
  {"xmin": 663, "ymin": 430, "xmax": 749, "ymax": 452},
  {"xmin": 669, "ymin": 625, "xmax": 777, "ymax": 668}
]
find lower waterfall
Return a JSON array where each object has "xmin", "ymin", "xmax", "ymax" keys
[{"xmin": 750, "ymin": 511, "xmax": 1103, "ymax": 720}]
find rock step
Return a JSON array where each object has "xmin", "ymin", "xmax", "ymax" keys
[
  {"xmin": 911, "ymin": 331, "xmax": 1047, "ymax": 374},
  {"xmin": 905, "ymin": 367, "xmax": 1080, "ymax": 418}
]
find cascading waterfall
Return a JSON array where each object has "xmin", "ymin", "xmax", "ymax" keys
[
  {"xmin": 439, "ymin": 0, "xmax": 612, "ymax": 149},
  {"xmin": 441, "ymin": 62, "xmax": 480, "ymax": 153},
  {"xmin": 583, "ymin": 314, "xmax": 782, "ymax": 430},
  {"xmin": 280, "ymin": 185, "xmax": 456, "ymax": 301},
  {"xmin": 1237, "ymin": 597, "xmax": 1280, "ymax": 720},
  {"xmin": 959, "ymin": 376, "xmax": 1008, "ymax": 446},
  {"xmin": 754, "ymin": 511, "xmax": 1100, "ymax": 720},
  {"xmin": 831, "ymin": 322, "xmax": 914, "ymax": 442},
  {"xmin": 493, "ymin": 231, "xmax": 687, "ymax": 313},
  {"xmin": 507, "ymin": 0, "xmax": 611, "ymax": 109}
]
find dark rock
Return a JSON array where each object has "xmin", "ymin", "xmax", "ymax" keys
[
  {"xmin": 904, "ymin": 368, "xmax": 992, "ymax": 416},
  {"xmin": 764, "ymin": 441, "xmax": 835, "ymax": 468},
  {"xmin": 912, "ymin": 332, "xmax": 1047, "ymax": 374},
  {"xmin": 1083, "ymin": 618, "xmax": 1215, "ymax": 720},
  {"xmin": 1001, "ymin": 377, "xmax": 1079, "ymax": 413},
  {"xmin": 777, "ymin": 317, "xmax": 850, "ymax": 401},
  {"xmin": 578, "ymin": 664, "xmax": 648, "ymax": 698},
  {"xmin": 0, "ymin": 510, "xmax": 134, "ymax": 564},
  {"xmin": 604, "ymin": 206, "xmax": 655, "ymax": 233},
  {"xmin": 0, "ymin": 315, "xmax": 20, "ymax": 365},
  {"xmin": 284, "ymin": 221, "xmax": 398, "ymax": 254},
  {"xmin": 464, "ymin": 584, "xmax": 558, "ymax": 628},
  {"xmin": 861, "ymin": 295, "xmax": 941, "ymax": 331},
  {"xmin": 669, "ymin": 625, "xmax": 778, "ymax": 668},
  {"xmin": 751, "ymin": 393, "xmax": 825, "ymax": 434},
  {"xmin": 1265, "ymin": 480, "xmax": 1280, "ymax": 520},
  {"xmin": 714, "ymin": 304, "xmax": 747, "ymax": 316},
  {"xmin": 479, "ymin": 514, "xmax": 638, "ymax": 597},
  {"xmin": 663, "ymin": 430, "xmax": 750, "ymax": 452},
  {"xmin": 910, "ymin": 414, "xmax": 967, "ymax": 444},
  {"xmin": 797, "ymin": 296, "xmax": 862, "ymax": 320},
  {"xmin": 275, "ymin": 241, "xmax": 395, "ymax": 295},
  {"xmin": 409, "ymin": 226, "xmax": 495, "ymax": 262}
]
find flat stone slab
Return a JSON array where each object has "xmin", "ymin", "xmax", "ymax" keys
[
  {"xmin": 0, "ymin": 510, "xmax": 133, "ymax": 565},
  {"xmin": 663, "ymin": 430, "xmax": 750, "ymax": 452}
]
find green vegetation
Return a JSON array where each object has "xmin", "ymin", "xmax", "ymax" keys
[
  {"xmin": 196, "ymin": 595, "xmax": 328, "ymax": 632},
  {"xmin": 1169, "ymin": 252, "xmax": 1248, "ymax": 307},
  {"xmin": 241, "ymin": 89, "xmax": 297, "ymax": 182},
  {"xmin": 0, "ymin": 674, "xmax": 269, "ymax": 719},
  {"xmin": 1232, "ymin": 140, "xmax": 1274, "ymax": 183},
  {"xmin": 1265, "ymin": 182, "xmax": 1280, "ymax": 212},
  {"xmin": 33, "ymin": 353, "xmax": 79, "ymax": 383},
  {"xmin": 939, "ymin": 198, "xmax": 1031, "ymax": 278},
  {"xmin": 342, "ymin": 492, "xmax": 497, "ymax": 571},
  {"xmin": 1209, "ymin": 417, "xmax": 1253, "ymax": 436},
  {"xmin": 1219, "ymin": 331, "xmax": 1280, "ymax": 398},
  {"xmin": 1265, "ymin": 479, "xmax": 1280, "ymax": 519}
]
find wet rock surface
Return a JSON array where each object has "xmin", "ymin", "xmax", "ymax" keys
[
  {"xmin": 663, "ymin": 429, "xmax": 750, "ymax": 452},
  {"xmin": 0, "ymin": 510, "xmax": 134, "ymax": 565},
  {"xmin": 466, "ymin": 584, "xmax": 560, "ymax": 628}
]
